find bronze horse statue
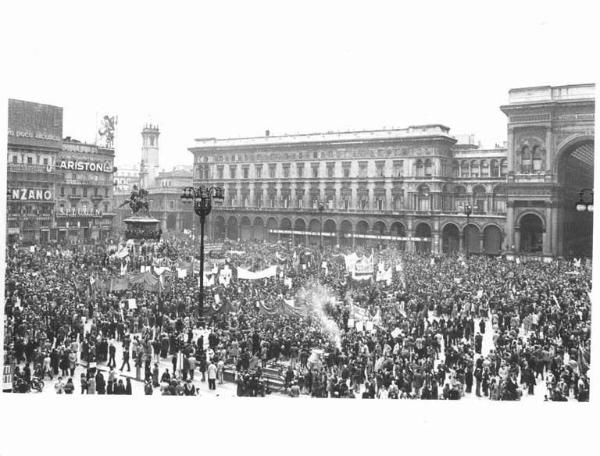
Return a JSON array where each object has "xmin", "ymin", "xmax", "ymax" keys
[{"xmin": 119, "ymin": 185, "xmax": 149, "ymax": 215}]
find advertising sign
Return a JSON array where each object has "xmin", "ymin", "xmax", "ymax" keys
[
  {"xmin": 8, "ymin": 188, "xmax": 53, "ymax": 201},
  {"xmin": 56, "ymin": 160, "xmax": 112, "ymax": 173},
  {"xmin": 8, "ymin": 99, "xmax": 63, "ymax": 142}
]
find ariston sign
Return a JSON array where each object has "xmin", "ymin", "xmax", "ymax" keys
[{"xmin": 56, "ymin": 160, "xmax": 112, "ymax": 173}]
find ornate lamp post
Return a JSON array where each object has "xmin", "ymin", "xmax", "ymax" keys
[
  {"xmin": 464, "ymin": 203, "xmax": 472, "ymax": 256},
  {"xmin": 181, "ymin": 185, "xmax": 224, "ymax": 316},
  {"xmin": 575, "ymin": 188, "xmax": 594, "ymax": 212}
]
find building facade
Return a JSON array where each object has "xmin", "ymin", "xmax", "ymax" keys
[
  {"xmin": 7, "ymin": 99, "xmax": 63, "ymax": 244},
  {"xmin": 148, "ymin": 166, "xmax": 194, "ymax": 232},
  {"xmin": 55, "ymin": 139, "xmax": 115, "ymax": 243},
  {"xmin": 6, "ymin": 99, "xmax": 116, "ymax": 245},
  {"xmin": 501, "ymin": 84, "xmax": 595, "ymax": 258},
  {"xmin": 189, "ymin": 83, "xmax": 594, "ymax": 257},
  {"xmin": 189, "ymin": 125, "xmax": 508, "ymax": 254}
]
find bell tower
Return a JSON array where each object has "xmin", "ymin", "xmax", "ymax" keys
[{"xmin": 140, "ymin": 123, "xmax": 160, "ymax": 188}]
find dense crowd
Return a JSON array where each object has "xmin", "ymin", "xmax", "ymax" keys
[{"xmin": 3, "ymin": 232, "xmax": 591, "ymax": 401}]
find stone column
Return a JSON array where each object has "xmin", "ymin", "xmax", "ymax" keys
[
  {"xmin": 479, "ymin": 233, "xmax": 485, "ymax": 254},
  {"xmin": 514, "ymin": 227, "xmax": 521, "ymax": 252}
]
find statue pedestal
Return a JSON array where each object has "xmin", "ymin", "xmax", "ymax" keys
[{"xmin": 123, "ymin": 215, "xmax": 162, "ymax": 242}]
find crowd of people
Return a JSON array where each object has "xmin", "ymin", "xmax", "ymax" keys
[{"xmin": 3, "ymin": 231, "xmax": 591, "ymax": 401}]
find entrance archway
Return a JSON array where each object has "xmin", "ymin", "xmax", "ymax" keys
[
  {"xmin": 442, "ymin": 223, "xmax": 460, "ymax": 254},
  {"xmin": 519, "ymin": 214, "xmax": 544, "ymax": 253},
  {"xmin": 464, "ymin": 224, "xmax": 481, "ymax": 254},
  {"xmin": 267, "ymin": 218, "xmax": 278, "ymax": 243},
  {"xmin": 280, "ymin": 218, "xmax": 292, "ymax": 243},
  {"xmin": 556, "ymin": 138, "xmax": 594, "ymax": 257},
  {"xmin": 308, "ymin": 219, "xmax": 321, "ymax": 247},
  {"xmin": 323, "ymin": 219, "xmax": 337, "ymax": 247},
  {"xmin": 240, "ymin": 217, "xmax": 252, "ymax": 241},
  {"xmin": 390, "ymin": 222, "xmax": 406, "ymax": 250},
  {"xmin": 213, "ymin": 216, "xmax": 225, "ymax": 240},
  {"xmin": 226, "ymin": 217, "xmax": 238, "ymax": 241},
  {"xmin": 294, "ymin": 219, "xmax": 306, "ymax": 245},
  {"xmin": 340, "ymin": 220, "xmax": 352, "ymax": 247},
  {"xmin": 415, "ymin": 222, "xmax": 431, "ymax": 253},
  {"xmin": 253, "ymin": 217, "xmax": 265, "ymax": 241},
  {"xmin": 483, "ymin": 225, "xmax": 502, "ymax": 254},
  {"xmin": 355, "ymin": 220, "xmax": 369, "ymax": 247}
]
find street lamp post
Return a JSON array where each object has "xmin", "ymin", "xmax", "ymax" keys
[
  {"xmin": 318, "ymin": 201, "xmax": 325, "ymax": 249},
  {"xmin": 181, "ymin": 185, "xmax": 224, "ymax": 317},
  {"xmin": 464, "ymin": 203, "xmax": 472, "ymax": 256}
]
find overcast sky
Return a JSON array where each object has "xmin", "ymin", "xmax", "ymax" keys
[{"xmin": 3, "ymin": 0, "xmax": 597, "ymax": 170}]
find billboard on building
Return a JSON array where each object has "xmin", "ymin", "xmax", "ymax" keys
[{"xmin": 7, "ymin": 99, "xmax": 63, "ymax": 143}]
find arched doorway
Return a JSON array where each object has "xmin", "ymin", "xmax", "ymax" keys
[
  {"xmin": 355, "ymin": 220, "xmax": 369, "ymax": 247},
  {"xmin": 308, "ymin": 219, "xmax": 321, "ymax": 247},
  {"xmin": 464, "ymin": 224, "xmax": 481, "ymax": 254},
  {"xmin": 323, "ymin": 219, "xmax": 337, "ymax": 247},
  {"xmin": 519, "ymin": 214, "xmax": 544, "ymax": 253},
  {"xmin": 253, "ymin": 217, "xmax": 265, "ymax": 241},
  {"xmin": 442, "ymin": 223, "xmax": 460, "ymax": 254},
  {"xmin": 294, "ymin": 219, "xmax": 306, "ymax": 245},
  {"xmin": 372, "ymin": 221, "xmax": 386, "ymax": 248},
  {"xmin": 213, "ymin": 216, "xmax": 225, "ymax": 240},
  {"xmin": 226, "ymin": 217, "xmax": 238, "ymax": 241},
  {"xmin": 240, "ymin": 217, "xmax": 252, "ymax": 241},
  {"xmin": 340, "ymin": 220, "xmax": 352, "ymax": 247},
  {"xmin": 389, "ymin": 221, "xmax": 406, "ymax": 250},
  {"xmin": 267, "ymin": 218, "xmax": 278, "ymax": 243},
  {"xmin": 166, "ymin": 213, "xmax": 178, "ymax": 231},
  {"xmin": 483, "ymin": 225, "xmax": 502, "ymax": 255},
  {"xmin": 556, "ymin": 139, "xmax": 594, "ymax": 257},
  {"xmin": 415, "ymin": 222, "xmax": 431, "ymax": 253},
  {"xmin": 280, "ymin": 218, "xmax": 292, "ymax": 243}
]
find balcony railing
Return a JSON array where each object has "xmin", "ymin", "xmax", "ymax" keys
[{"xmin": 212, "ymin": 204, "xmax": 508, "ymax": 217}]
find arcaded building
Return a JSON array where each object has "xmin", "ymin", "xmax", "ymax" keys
[
  {"xmin": 189, "ymin": 124, "xmax": 509, "ymax": 255},
  {"xmin": 189, "ymin": 84, "xmax": 594, "ymax": 258}
]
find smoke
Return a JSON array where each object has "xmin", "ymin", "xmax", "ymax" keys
[{"xmin": 296, "ymin": 279, "xmax": 342, "ymax": 349}]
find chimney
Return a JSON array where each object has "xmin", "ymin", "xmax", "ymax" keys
[{"xmin": 265, "ymin": 129, "xmax": 270, "ymax": 137}]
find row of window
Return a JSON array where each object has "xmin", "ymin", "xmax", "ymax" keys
[
  {"xmin": 202, "ymin": 145, "xmax": 435, "ymax": 163},
  {"xmin": 197, "ymin": 158, "xmax": 509, "ymax": 181},
  {"xmin": 221, "ymin": 194, "xmax": 507, "ymax": 213},
  {"xmin": 10, "ymin": 154, "xmax": 51, "ymax": 166},
  {"xmin": 59, "ymin": 186, "xmax": 110, "ymax": 197},
  {"xmin": 58, "ymin": 202, "xmax": 110, "ymax": 213}
]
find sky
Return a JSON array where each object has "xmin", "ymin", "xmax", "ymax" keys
[{"xmin": 2, "ymin": 0, "xmax": 598, "ymax": 170}]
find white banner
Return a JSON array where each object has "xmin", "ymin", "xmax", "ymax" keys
[
  {"xmin": 237, "ymin": 265, "xmax": 277, "ymax": 280},
  {"xmin": 128, "ymin": 298, "xmax": 137, "ymax": 310}
]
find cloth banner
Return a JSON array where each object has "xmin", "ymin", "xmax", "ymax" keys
[
  {"xmin": 355, "ymin": 321, "xmax": 364, "ymax": 332},
  {"xmin": 347, "ymin": 318, "xmax": 355, "ymax": 329},
  {"xmin": 110, "ymin": 277, "xmax": 129, "ymax": 292},
  {"xmin": 237, "ymin": 265, "xmax": 277, "ymax": 280},
  {"xmin": 284, "ymin": 277, "xmax": 293, "ymax": 289},
  {"xmin": 128, "ymin": 298, "xmax": 137, "ymax": 310},
  {"xmin": 219, "ymin": 266, "xmax": 232, "ymax": 287},
  {"xmin": 177, "ymin": 268, "xmax": 187, "ymax": 279},
  {"xmin": 344, "ymin": 253, "xmax": 359, "ymax": 272},
  {"xmin": 258, "ymin": 300, "xmax": 278, "ymax": 315},
  {"xmin": 376, "ymin": 266, "xmax": 392, "ymax": 284}
]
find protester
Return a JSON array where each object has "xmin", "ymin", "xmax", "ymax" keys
[{"xmin": 3, "ymin": 233, "xmax": 591, "ymax": 401}]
